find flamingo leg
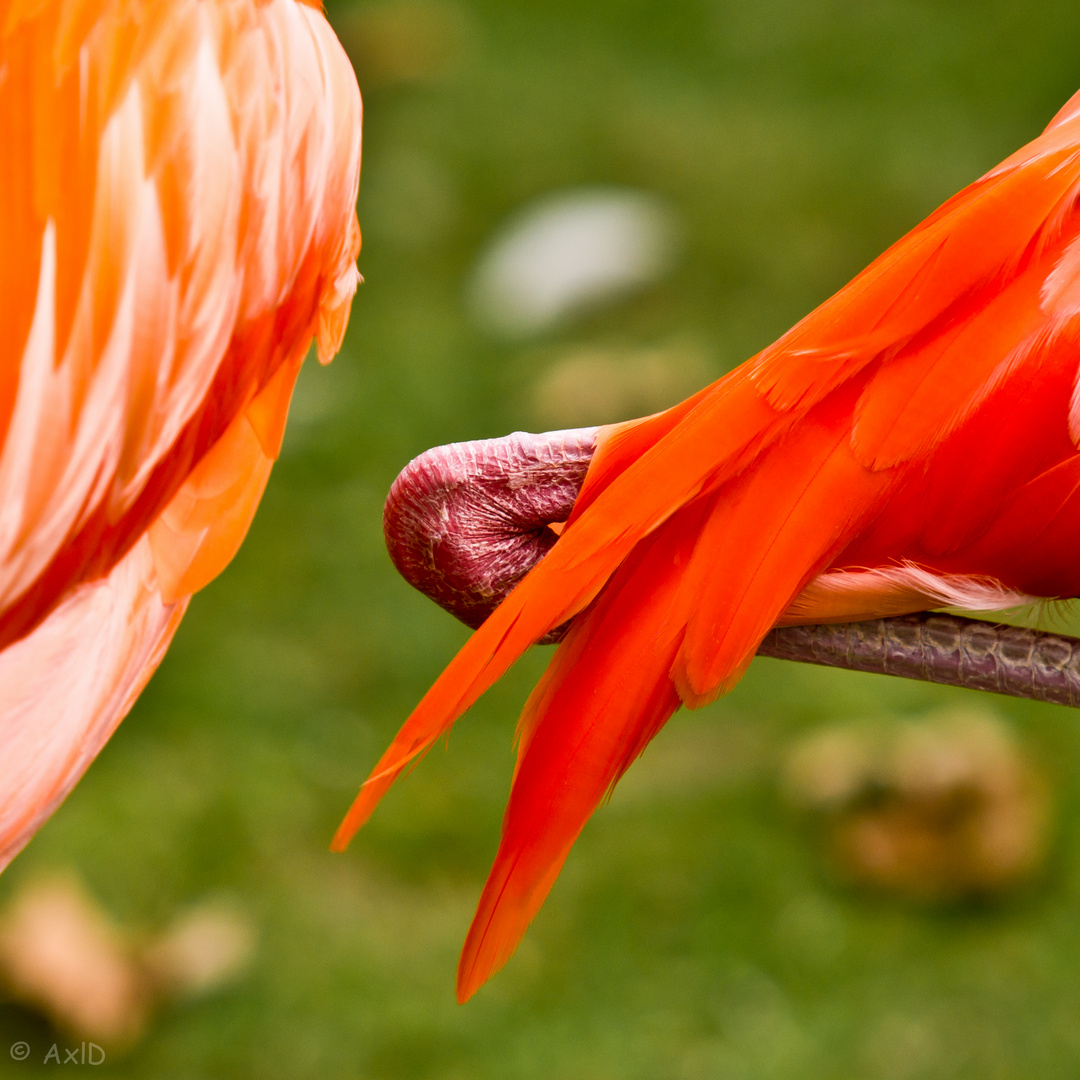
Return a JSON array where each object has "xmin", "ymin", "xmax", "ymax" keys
[{"xmin": 383, "ymin": 427, "xmax": 1080, "ymax": 707}]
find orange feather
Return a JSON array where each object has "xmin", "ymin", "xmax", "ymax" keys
[
  {"xmin": 0, "ymin": 0, "xmax": 361, "ymax": 868},
  {"xmin": 337, "ymin": 86, "xmax": 1080, "ymax": 1000}
]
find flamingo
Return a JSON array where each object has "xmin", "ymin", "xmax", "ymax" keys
[
  {"xmin": 0, "ymin": 0, "xmax": 361, "ymax": 870},
  {"xmin": 339, "ymin": 86, "xmax": 1080, "ymax": 1001}
]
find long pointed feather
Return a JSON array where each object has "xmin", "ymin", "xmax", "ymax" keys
[
  {"xmin": 351, "ymin": 88, "xmax": 1080, "ymax": 1002},
  {"xmin": 456, "ymin": 498, "xmax": 713, "ymax": 1001},
  {"xmin": 332, "ymin": 374, "xmax": 789, "ymax": 848}
]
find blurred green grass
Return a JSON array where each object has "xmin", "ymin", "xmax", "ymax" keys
[{"xmin": 7, "ymin": 1, "xmax": 1080, "ymax": 1076}]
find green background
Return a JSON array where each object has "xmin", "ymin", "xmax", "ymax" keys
[{"xmin": 5, "ymin": 1, "xmax": 1080, "ymax": 1076}]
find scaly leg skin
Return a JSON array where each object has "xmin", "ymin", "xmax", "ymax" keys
[
  {"xmin": 384, "ymin": 427, "xmax": 1080, "ymax": 708},
  {"xmin": 383, "ymin": 428, "xmax": 597, "ymax": 642}
]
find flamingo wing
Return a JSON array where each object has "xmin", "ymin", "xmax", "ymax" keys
[
  {"xmin": 0, "ymin": 0, "xmax": 362, "ymax": 868},
  {"xmin": 339, "ymin": 91, "xmax": 1080, "ymax": 998}
]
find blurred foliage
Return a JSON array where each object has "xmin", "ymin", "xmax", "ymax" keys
[{"xmin": 6, "ymin": 0, "xmax": 1080, "ymax": 1076}]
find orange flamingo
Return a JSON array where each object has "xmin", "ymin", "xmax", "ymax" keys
[
  {"xmin": 0, "ymin": 0, "xmax": 361, "ymax": 869},
  {"xmin": 341, "ymin": 87, "xmax": 1080, "ymax": 1001}
]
